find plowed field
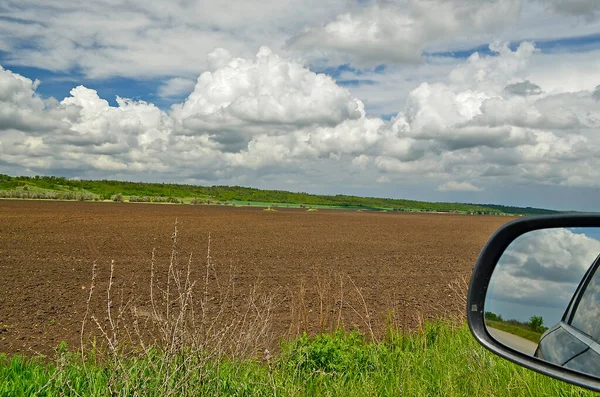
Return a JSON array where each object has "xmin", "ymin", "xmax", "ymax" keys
[{"xmin": 0, "ymin": 200, "xmax": 514, "ymax": 356}]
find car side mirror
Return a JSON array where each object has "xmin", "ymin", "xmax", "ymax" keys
[{"xmin": 468, "ymin": 215, "xmax": 600, "ymax": 392}]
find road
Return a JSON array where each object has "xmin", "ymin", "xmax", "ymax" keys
[{"xmin": 488, "ymin": 327, "xmax": 539, "ymax": 356}]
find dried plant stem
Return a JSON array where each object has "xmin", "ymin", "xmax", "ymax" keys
[
  {"xmin": 80, "ymin": 261, "xmax": 97, "ymax": 362},
  {"xmin": 347, "ymin": 276, "xmax": 375, "ymax": 342},
  {"xmin": 337, "ymin": 274, "xmax": 344, "ymax": 330}
]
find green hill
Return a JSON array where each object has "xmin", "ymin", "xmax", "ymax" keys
[
  {"xmin": 0, "ymin": 174, "xmax": 565, "ymax": 215},
  {"xmin": 474, "ymin": 204, "xmax": 562, "ymax": 216}
]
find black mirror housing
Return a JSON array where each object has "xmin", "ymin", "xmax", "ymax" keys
[{"xmin": 467, "ymin": 214, "xmax": 600, "ymax": 392}]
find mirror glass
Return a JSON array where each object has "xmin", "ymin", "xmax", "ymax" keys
[{"xmin": 485, "ymin": 227, "xmax": 600, "ymax": 378}]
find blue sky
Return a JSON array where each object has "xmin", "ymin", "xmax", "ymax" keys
[
  {"xmin": 1, "ymin": 0, "xmax": 600, "ymax": 211},
  {"xmin": 5, "ymin": 32, "xmax": 599, "ymax": 113},
  {"xmin": 0, "ymin": 64, "xmax": 166, "ymax": 107}
]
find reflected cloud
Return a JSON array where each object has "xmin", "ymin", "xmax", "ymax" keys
[{"xmin": 487, "ymin": 228, "xmax": 600, "ymax": 316}]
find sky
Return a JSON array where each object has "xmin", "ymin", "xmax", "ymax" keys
[
  {"xmin": 1, "ymin": 0, "xmax": 600, "ymax": 211},
  {"xmin": 486, "ymin": 227, "xmax": 600, "ymax": 327}
]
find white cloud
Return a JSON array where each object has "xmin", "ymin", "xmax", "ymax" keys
[
  {"xmin": 60, "ymin": 86, "xmax": 172, "ymax": 148},
  {"xmin": 0, "ymin": 0, "xmax": 600, "ymax": 213},
  {"xmin": 437, "ymin": 181, "xmax": 483, "ymax": 192},
  {"xmin": 371, "ymin": 42, "xmax": 600, "ymax": 188},
  {"xmin": 289, "ymin": 0, "xmax": 521, "ymax": 66},
  {"xmin": 540, "ymin": 0, "xmax": 600, "ymax": 21},
  {"xmin": 287, "ymin": 0, "xmax": 600, "ymax": 73},
  {"xmin": 2, "ymin": 41, "xmax": 600, "ymax": 199},
  {"xmin": 329, "ymin": 59, "xmax": 460, "ymax": 118},
  {"xmin": 352, "ymin": 154, "xmax": 370, "ymax": 168},
  {"xmin": 170, "ymin": 47, "xmax": 365, "ymax": 150},
  {"xmin": 0, "ymin": 64, "xmax": 67, "ymax": 133},
  {"xmin": 527, "ymin": 50, "xmax": 600, "ymax": 95},
  {"xmin": 0, "ymin": 0, "xmax": 346, "ymax": 79},
  {"xmin": 157, "ymin": 78, "xmax": 197, "ymax": 98},
  {"xmin": 2, "ymin": 0, "xmax": 600, "ymax": 86}
]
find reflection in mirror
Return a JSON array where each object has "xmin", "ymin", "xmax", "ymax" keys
[{"xmin": 485, "ymin": 227, "xmax": 600, "ymax": 379}]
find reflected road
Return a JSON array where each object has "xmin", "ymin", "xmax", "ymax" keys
[{"xmin": 488, "ymin": 327, "xmax": 538, "ymax": 356}]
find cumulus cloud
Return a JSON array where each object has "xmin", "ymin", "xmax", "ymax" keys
[
  {"xmin": 486, "ymin": 228, "xmax": 600, "ymax": 312},
  {"xmin": 289, "ymin": 0, "xmax": 521, "ymax": 66},
  {"xmin": 0, "ymin": 65, "xmax": 72, "ymax": 136},
  {"xmin": 0, "ymin": 47, "xmax": 369, "ymax": 175},
  {"xmin": 2, "ymin": 42, "xmax": 600, "ymax": 195},
  {"xmin": 61, "ymin": 86, "xmax": 172, "ymax": 147},
  {"xmin": 170, "ymin": 47, "xmax": 364, "ymax": 150},
  {"xmin": 0, "ymin": 68, "xmax": 174, "ymax": 174},
  {"xmin": 372, "ymin": 42, "xmax": 600, "ymax": 188},
  {"xmin": 437, "ymin": 181, "xmax": 483, "ymax": 192}
]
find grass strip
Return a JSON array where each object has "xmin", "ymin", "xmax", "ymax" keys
[{"xmin": 0, "ymin": 321, "xmax": 593, "ymax": 396}]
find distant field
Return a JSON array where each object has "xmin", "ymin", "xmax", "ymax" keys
[
  {"xmin": 2, "ymin": 201, "xmax": 593, "ymax": 396},
  {"xmin": 0, "ymin": 200, "xmax": 514, "ymax": 357}
]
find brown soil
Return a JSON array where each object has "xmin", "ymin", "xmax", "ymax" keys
[{"xmin": 0, "ymin": 200, "xmax": 514, "ymax": 357}]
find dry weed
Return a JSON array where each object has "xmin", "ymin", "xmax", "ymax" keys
[{"xmin": 77, "ymin": 220, "xmax": 277, "ymax": 395}]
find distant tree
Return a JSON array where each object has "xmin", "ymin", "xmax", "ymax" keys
[
  {"xmin": 484, "ymin": 312, "xmax": 503, "ymax": 322},
  {"xmin": 528, "ymin": 316, "xmax": 547, "ymax": 333}
]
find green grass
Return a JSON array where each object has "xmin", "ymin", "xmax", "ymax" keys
[
  {"xmin": 0, "ymin": 173, "xmax": 566, "ymax": 215},
  {"xmin": 487, "ymin": 321, "xmax": 545, "ymax": 344},
  {"xmin": 0, "ymin": 322, "xmax": 593, "ymax": 396}
]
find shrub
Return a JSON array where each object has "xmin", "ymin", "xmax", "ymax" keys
[
  {"xmin": 0, "ymin": 190, "xmax": 99, "ymax": 201},
  {"xmin": 129, "ymin": 196, "xmax": 152, "ymax": 203},
  {"xmin": 528, "ymin": 316, "xmax": 547, "ymax": 333},
  {"xmin": 484, "ymin": 312, "xmax": 503, "ymax": 322},
  {"xmin": 112, "ymin": 193, "xmax": 124, "ymax": 202},
  {"xmin": 61, "ymin": 192, "xmax": 75, "ymax": 200},
  {"xmin": 77, "ymin": 193, "xmax": 95, "ymax": 201},
  {"xmin": 281, "ymin": 330, "xmax": 374, "ymax": 374}
]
